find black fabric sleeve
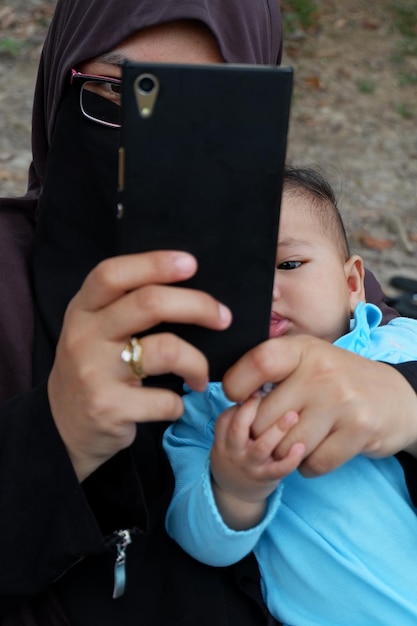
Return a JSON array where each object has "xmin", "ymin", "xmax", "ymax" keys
[
  {"xmin": 390, "ymin": 361, "xmax": 417, "ymax": 393},
  {"xmin": 0, "ymin": 383, "xmax": 147, "ymax": 615}
]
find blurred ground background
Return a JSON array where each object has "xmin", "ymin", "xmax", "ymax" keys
[{"xmin": 0, "ymin": 0, "xmax": 416, "ymax": 297}]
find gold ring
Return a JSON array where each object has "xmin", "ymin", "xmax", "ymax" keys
[{"xmin": 121, "ymin": 337, "xmax": 147, "ymax": 379}]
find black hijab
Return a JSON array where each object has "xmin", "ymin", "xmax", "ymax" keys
[{"xmin": 0, "ymin": 0, "xmax": 283, "ymax": 399}]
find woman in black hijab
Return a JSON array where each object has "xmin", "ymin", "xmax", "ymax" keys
[
  {"xmin": 0, "ymin": 0, "xmax": 282, "ymax": 399},
  {"xmin": 1, "ymin": 1, "xmax": 417, "ymax": 624},
  {"xmin": 1, "ymin": 6, "xmax": 285, "ymax": 625}
]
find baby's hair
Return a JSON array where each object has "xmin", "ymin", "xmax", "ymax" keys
[{"xmin": 283, "ymin": 166, "xmax": 350, "ymax": 260}]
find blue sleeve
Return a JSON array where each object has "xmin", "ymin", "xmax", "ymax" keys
[{"xmin": 163, "ymin": 384, "xmax": 282, "ymax": 567}]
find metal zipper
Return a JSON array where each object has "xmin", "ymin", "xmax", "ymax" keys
[{"xmin": 112, "ymin": 528, "xmax": 132, "ymax": 599}]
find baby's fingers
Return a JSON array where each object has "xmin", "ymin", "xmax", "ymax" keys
[
  {"xmin": 215, "ymin": 397, "xmax": 261, "ymax": 452},
  {"xmin": 262, "ymin": 442, "xmax": 306, "ymax": 481},
  {"xmin": 247, "ymin": 410, "xmax": 300, "ymax": 465}
]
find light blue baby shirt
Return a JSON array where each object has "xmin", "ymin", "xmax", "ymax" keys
[{"xmin": 164, "ymin": 303, "xmax": 417, "ymax": 625}]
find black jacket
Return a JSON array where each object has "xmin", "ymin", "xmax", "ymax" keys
[{"xmin": 0, "ymin": 383, "xmax": 277, "ymax": 625}]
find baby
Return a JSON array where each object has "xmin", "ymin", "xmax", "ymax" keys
[{"xmin": 164, "ymin": 167, "xmax": 417, "ymax": 626}]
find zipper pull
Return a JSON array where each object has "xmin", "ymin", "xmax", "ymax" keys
[{"xmin": 112, "ymin": 529, "xmax": 132, "ymax": 599}]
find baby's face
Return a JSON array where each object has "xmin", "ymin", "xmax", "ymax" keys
[{"xmin": 269, "ymin": 192, "xmax": 364, "ymax": 343}]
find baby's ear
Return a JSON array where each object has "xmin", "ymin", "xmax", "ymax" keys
[{"xmin": 344, "ymin": 255, "xmax": 365, "ymax": 313}]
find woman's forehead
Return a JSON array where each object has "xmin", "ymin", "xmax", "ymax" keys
[
  {"xmin": 110, "ymin": 21, "xmax": 224, "ymax": 64},
  {"xmin": 49, "ymin": 0, "xmax": 281, "ymax": 66}
]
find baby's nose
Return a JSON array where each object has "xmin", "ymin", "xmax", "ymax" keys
[{"xmin": 272, "ymin": 271, "xmax": 281, "ymax": 300}]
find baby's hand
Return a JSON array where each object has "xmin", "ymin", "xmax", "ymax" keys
[{"xmin": 210, "ymin": 397, "xmax": 305, "ymax": 529}]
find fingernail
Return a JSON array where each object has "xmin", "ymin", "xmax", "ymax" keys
[
  {"xmin": 284, "ymin": 410, "xmax": 299, "ymax": 426},
  {"xmin": 173, "ymin": 253, "xmax": 195, "ymax": 275},
  {"xmin": 218, "ymin": 303, "xmax": 232, "ymax": 326},
  {"xmin": 293, "ymin": 442, "xmax": 306, "ymax": 456}
]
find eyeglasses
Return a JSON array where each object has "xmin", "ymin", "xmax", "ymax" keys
[{"xmin": 71, "ymin": 68, "xmax": 122, "ymax": 128}]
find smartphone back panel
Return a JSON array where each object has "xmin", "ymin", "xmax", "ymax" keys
[{"xmin": 118, "ymin": 61, "xmax": 292, "ymax": 384}]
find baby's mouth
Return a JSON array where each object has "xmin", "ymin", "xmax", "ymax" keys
[{"xmin": 269, "ymin": 312, "xmax": 291, "ymax": 338}]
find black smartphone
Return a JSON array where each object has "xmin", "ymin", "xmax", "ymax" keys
[{"xmin": 117, "ymin": 60, "xmax": 292, "ymax": 387}]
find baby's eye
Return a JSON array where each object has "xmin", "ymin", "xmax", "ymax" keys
[{"xmin": 277, "ymin": 260, "xmax": 302, "ymax": 270}]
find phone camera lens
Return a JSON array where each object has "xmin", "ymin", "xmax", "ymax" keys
[{"xmin": 138, "ymin": 76, "xmax": 156, "ymax": 94}]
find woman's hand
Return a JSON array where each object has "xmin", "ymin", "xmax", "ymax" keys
[
  {"xmin": 48, "ymin": 251, "xmax": 231, "ymax": 481},
  {"xmin": 223, "ymin": 335, "xmax": 417, "ymax": 477}
]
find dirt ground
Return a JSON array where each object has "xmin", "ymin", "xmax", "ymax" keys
[{"xmin": 1, "ymin": 0, "xmax": 416, "ymax": 297}]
